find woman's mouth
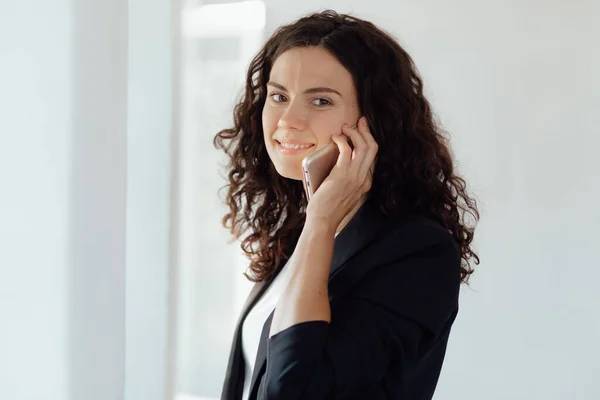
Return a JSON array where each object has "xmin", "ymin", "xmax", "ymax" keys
[{"xmin": 276, "ymin": 140, "xmax": 315, "ymax": 154}]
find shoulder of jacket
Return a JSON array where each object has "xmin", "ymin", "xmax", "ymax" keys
[{"xmin": 376, "ymin": 213, "xmax": 458, "ymax": 258}]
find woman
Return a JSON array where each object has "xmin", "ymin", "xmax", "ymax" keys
[{"xmin": 214, "ymin": 10, "xmax": 479, "ymax": 400}]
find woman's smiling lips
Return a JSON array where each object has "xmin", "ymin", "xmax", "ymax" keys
[{"xmin": 275, "ymin": 139, "xmax": 315, "ymax": 155}]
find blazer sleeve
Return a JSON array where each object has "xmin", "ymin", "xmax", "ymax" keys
[{"xmin": 255, "ymin": 236, "xmax": 461, "ymax": 400}]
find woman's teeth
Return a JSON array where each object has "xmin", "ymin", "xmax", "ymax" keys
[{"xmin": 279, "ymin": 142, "xmax": 312, "ymax": 149}]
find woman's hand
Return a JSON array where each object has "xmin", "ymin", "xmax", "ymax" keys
[{"xmin": 305, "ymin": 116, "xmax": 378, "ymax": 233}]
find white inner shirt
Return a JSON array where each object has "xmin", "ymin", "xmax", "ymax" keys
[{"xmin": 240, "ymin": 232, "xmax": 339, "ymax": 400}]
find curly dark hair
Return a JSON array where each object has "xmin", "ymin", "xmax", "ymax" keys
[{"xmin": 214, "ymin": 10, "xmax": 480, "ymax": 284}]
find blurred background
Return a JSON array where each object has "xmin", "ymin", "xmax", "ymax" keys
[{"xmin": 1, "ymin": 0, "xmax": 598, "ymax": 399}]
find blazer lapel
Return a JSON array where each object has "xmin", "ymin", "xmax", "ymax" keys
[
  {"xmin": 246, "ymin": 200, "xmax": 393, "ymax": 398},
  {"xmin": 329, "ymin": 200, "xmax": 388, "ymax": 281},
  {"xmin": 247, "ymin": 308, "xmax": 275, "ymax": 399},
  {"xmin": 327, "ymin": 200, "xmax": 395, "ymax": 303}
]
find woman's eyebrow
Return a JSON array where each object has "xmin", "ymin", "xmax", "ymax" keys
[{"xmin": 267, "ymin": 81, "xmax": 342, "ymax": 97}]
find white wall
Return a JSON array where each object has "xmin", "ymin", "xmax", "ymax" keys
[
  {"xmin": 264, "ymin": 1, "xmax": 600, "ymax": 399},
  {"xmin": 125, "ymin": 0, "xmax": 179, "ymax": 399},
  {"xmin": 0, "ymin": 1, "xmax": 73, "ymax": 398},
  {"xmin": 0, "ymin": 1, "xmax": 179, "ymax": 399},
  {"xmin": 0, "ymin": 1, "xmax": 128, "ymax": 400},
  {"xmin": 69, "ymin": 1, "xmax": 128, "ymax": 398}
]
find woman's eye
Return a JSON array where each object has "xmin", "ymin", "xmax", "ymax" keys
[
  {"xmin": 268, "ymin": 93, "xmax": 331, "ymax": 107},
  {"xmin": 312, "ymin": 98, "xmax": 332, "ymax": 107},
  {"xmin": 270, "ymin": 93, "xmax": 287, "ymax": 103}
]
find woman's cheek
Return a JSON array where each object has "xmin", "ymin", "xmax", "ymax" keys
[
  {"xmin": 262, "ymin": 106, "xmax": 281, "ymax": 131},
  {"xmin": 314, "ymin": 118, "xmax": 344, "ymax": 143}
]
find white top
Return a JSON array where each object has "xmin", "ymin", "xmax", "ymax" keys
[
  {"xmin": 240, "ymin": 258, "xmax": 294, "ymax": 400},
  {"xmin": 240, "ymin": 232, "xmax": 339, "ymax": 400}
]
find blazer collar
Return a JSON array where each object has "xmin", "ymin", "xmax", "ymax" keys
[{"xmin": 329, "ymin": 199, "xmax": 389, "ymax": 281}]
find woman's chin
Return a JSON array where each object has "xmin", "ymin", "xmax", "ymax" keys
[{"xmin": 273, "ymin": 164, "xmax": 303, "ymax": 181}]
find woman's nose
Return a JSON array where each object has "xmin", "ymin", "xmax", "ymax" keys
[{"xmin": 277, "ymin": 101, "xmax": 307, "ymax": 131}]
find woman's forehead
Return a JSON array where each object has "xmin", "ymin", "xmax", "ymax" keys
[{"xmin": 269, "ymin": 47, "xmax": 354, "ymax": 92}]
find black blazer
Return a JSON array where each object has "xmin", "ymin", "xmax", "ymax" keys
[{"xmin": 221, "ymin": 200, "xmax": 461, "ymax": 400}]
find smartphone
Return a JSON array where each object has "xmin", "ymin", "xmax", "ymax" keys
[{"xmin": 301, "ymin": 123, "xmax": 357, "ymax": 201}]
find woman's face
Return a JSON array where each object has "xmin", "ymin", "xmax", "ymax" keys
[{"xmin": 262, "ymin": 46, "xmax": 361, "ymax": 180}]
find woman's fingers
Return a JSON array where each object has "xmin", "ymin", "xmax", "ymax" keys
[
  {"xmin": 331, "ymin": 117, "xmax": 378, "ymax": 194},
  {"xmin": 359, "ymin": 116, "xmax": 378, "ymax": 150},
  {"xmin": 349, "ymin": 117, "xmax": 378, "ymax": 182},
  {"xmin": 341, "ymin": 123, "xmax": 368, "ymax": 161},
  {"xmin": 331, "ymin": 133, "xmax": 352, "ymax": 168}
]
